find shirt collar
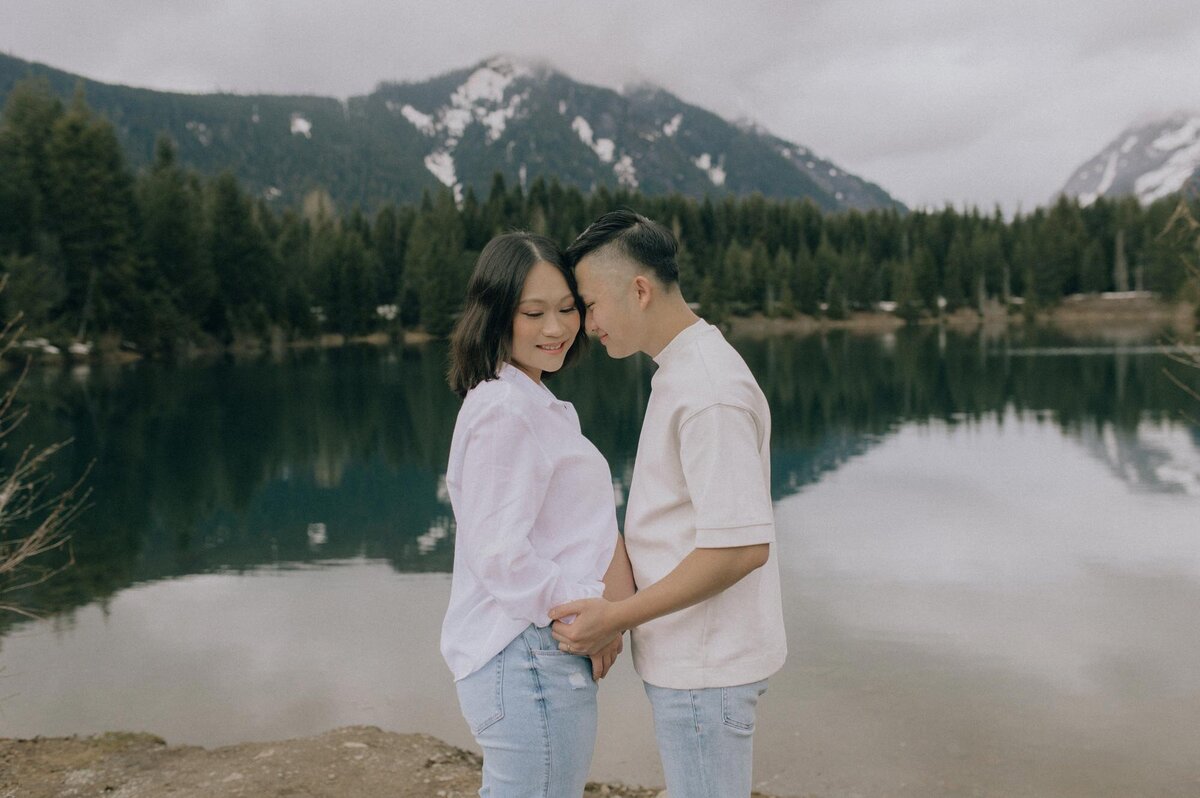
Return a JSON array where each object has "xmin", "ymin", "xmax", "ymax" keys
[
  {"xmin": 499, "ymin": 362, "xmax": 559, "ymax": 407},
  {"xmin": 652, "ymin": 319, "xmax": 711, "ymax": 367}
]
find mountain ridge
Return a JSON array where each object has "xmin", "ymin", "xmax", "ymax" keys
[
  {"xmin": 1059, "ymin": 112, "xmax": 1200, "ymax": 206},
  {"xmin": 0, "ymin": 51, "xmax": 903, "ymax": 213}
]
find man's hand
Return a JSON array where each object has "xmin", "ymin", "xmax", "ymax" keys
[
  {"xmin": 549, "ymin": 597, "xmax": 624, "ymax": 656},
  {"xmin": 589, "ymin": 634, "xmax": 623, "ymax": 680}
]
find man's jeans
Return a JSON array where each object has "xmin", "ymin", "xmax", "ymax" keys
[
  {"xmin": 455, "ymin": 624, "xmax": 597, "ymax": 797},
  {"xmin": 644, "ymin": 679, "xmax": 769, "ymax": 797}
]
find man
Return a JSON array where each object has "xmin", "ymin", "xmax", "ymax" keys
[{"xmin": 549, "ymin": 209, "xmax": 787, "ymax": 797}]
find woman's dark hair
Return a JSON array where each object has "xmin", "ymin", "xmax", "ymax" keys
[
  {"xmin": 564, "ymin": 208, "xmax": 679, "ymax": 286},
  {"xmin": 447, "ymin": 232, "xmax": 589, "ymax": 397}
]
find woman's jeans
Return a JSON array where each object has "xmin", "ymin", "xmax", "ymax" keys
[
  {"xmin": 643, "ymin": 679, "xmax": 769, "ymax": 798},
  {"xmin": 455, "ymin": 624, "xmax": 597, "ymax": 797}
]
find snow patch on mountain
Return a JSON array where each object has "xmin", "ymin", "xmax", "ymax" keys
[
  {"xmin": 1080, "ymin": 151, "xmax": 1119, "ymax": 206},
  {"xmin": 290, "ymin": 114, "xmax": 312, "ymax": 139},
  {"xmin": 662, "ymin": 113, "xmax": 682, "ymax": 137},
  {"xmin": 692, "ymin": 152, "xmax": 726, "ymax": 187},
  {"xmin": 572, "ymin": 116, "xmax": 615, "ymax": 163},
  {"xmin": 185, "ymin": 120, "xmax": 212, "ymax": 147},
  {"xmin": 424, "ymin": 150, "xmax": 462, "ymax": 202},
  {"xmin": 398, "ymin": 104, "xmax": 436, "ymax": 136},
  {"xmin": 394, "ymin": 57, "xmax": 544, "ymax": 201},
  {"xmin": 1135, "ymin": 138, "xmax": 1200, "ymax": 204},
  {"xmin": 396, "ymin": 59, "xmax": 531, "ymax": 147},
  {"xmin": 1153, "ymin": 117, "xmax": 1200, "ymax": 151},
  {"xmin": 613, "ymin": 154, "xmax": 638, "ymax": 188},
  {"xmin": 479, "ymin": 92, "xmax": 527, "ymax": 143},
  {"xmin": 1062, "ymin": 113, "xmax": 1200, "ymax": 206}
]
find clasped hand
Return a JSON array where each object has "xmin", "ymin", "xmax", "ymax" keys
[{"xmin": 548, "ymin": 597, "xmax": 624, "ymax": 672}]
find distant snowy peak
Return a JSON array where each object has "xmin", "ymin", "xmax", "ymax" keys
[{"xmin": 1062, "ymin": 113, "xmax": 1200, "ymax": 206}]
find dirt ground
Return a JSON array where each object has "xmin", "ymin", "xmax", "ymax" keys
[{"xmin": 0, "ymin": 726, "xmax": 782, "ymax": 798}]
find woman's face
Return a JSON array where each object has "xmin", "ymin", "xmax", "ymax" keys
[{"xmin": 509, "ymin": 260, "xmax": 581, "ymax": 383}]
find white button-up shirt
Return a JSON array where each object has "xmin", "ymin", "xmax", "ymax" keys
[{"xmin": 440, "ymin": 363, "xmax": 618, "ymax": 680}]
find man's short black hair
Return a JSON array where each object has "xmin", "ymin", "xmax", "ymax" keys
[{"xmin": 564, "ymin": 209, "xmax": 679, "ymax": 286}]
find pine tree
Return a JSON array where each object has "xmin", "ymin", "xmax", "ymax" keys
[
  {"xmin": 204, "ymin": 171, "xmax": 278, "ymax": 341},
  {"xmin": 403, "ymin": 189, "xmax": 465, "ymax": 336},
  {"xmin": 888, "ymin": 259, "xmax": 922, "ymax": 323},
  {"xmin": 1080, "ymin": 240, "xmax": 1107, "ymax": 294},
  {"xmin": 0, "ymin": 78, "xmax": 63, "ymax": 256},
  {"xmin": 1113, "ymin": 228, "xmax": 1130, "ymax": 293},
  {"xmin": 911, "ymin": 245, "xmax": 938, "ymax": 313},
  {"xmin": 793, "ymin": 244, "xmax": 820, "ymax": 317},
  {"xmin": 44, "ymin": 86, "xmax": 144, "ymax": 343},
  {"xmin": 137, "ymin": 135, "xmax": 205, "ymax": 340},
  {"xmin": 771, "ymin": 247, "xmax": 794, "ymax": 317},
  {"xmin": 943, "ymin": 232, "xmax": 969, "ymax": 311},
  {"xmin": 825, "ymin": 271, "xmax": 847, "ymax": 320}
]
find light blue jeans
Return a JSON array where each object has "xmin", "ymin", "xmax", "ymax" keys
[
  {"xmin": 455, "ymin": 624, "xmax": 598, "ymax": 797},
  {"xmin": 643, "ymin": 679, "xmax": 769, "ymax": 797}
]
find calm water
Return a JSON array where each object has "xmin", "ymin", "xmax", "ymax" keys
[{"xmin": 1, "ymin": 327, "xmax": 1198, "ymax": 797}]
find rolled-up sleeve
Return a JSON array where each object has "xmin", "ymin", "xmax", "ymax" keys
[
  {"xmin": 679, "ymin": 404, "xmax": 776, "ymax": 548},
  {"xmin": 457, "ymin": 403, "xmax": 603, "ymax": 626}
]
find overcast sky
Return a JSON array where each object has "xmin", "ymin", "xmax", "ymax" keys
[{"xmin": 3, "ymin": 0, "xmax": 1199, "ymax": 212}]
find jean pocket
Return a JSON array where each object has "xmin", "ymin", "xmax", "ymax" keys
[
  {"xmin": 527, "ymin": 624, "xmax": 573, "ymax": 657},
  {"xmin": 721, "ymin": 681, "xmax": 767, "ymax": 731},
  {"xmin": 456, "ymin": 649, "xmax": 505, "ymax": 735}
]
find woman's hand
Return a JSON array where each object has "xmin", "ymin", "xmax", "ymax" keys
[{"xmin": 589, "ymin": 634, "xmax": 624, "ymax": 681}]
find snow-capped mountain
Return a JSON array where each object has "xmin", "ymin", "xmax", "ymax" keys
[
  {"xmin": 1060, "ymin": 113, "xmax": 1200, "ymax": 206},
  {"xmin": 372, "ymin": 56, "xmax": 900, "ymax": 211},
  {"xmin": 0, "ymin": 52, "xmax": 903, "ymax": 212}
]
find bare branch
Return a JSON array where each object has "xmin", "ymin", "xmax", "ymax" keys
[{"xmin": 0, "ymin": 286, "xmax": 91, "ymax": 619}]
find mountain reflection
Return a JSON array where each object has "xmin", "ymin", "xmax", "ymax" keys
[{"xmin": 0, "ymin": 326, "xmax": 1196, "ymax": 635}]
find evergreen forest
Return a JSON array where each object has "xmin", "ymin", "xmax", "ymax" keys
[{"xmin": 2, "ymin": 78, "xmax": 1196, "ymax": 357}]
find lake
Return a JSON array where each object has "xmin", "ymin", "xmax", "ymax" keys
[{"xmin": 1, "ymin": 326, "xmax": 1198, "ymax": 797}]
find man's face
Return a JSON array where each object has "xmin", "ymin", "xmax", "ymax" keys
[{"xmin": 575, "ymin": 253, "xmax": 641, "ymax": 359}]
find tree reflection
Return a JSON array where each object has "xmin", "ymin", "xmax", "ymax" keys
[{"xmin": 0, "ymin": 328, "xmax": 1196, "ymax": 635}]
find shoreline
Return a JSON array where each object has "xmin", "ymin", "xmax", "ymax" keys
[
  {"xmin": 0, "ymin": 726, "xmax": 780, "ymax": 798},
  {"xmin": 6, "ymin": 296, "xmax": 1196, "ymax": 369},
  {"xmin": 727, "ymin": 296, "xmax": 1198, "ymax": 340}
]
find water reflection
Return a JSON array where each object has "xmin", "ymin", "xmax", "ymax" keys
[
  {"xmin": 2, "ymin": 326, "xmax": 1199, "ymax": 794},
  {"xmin": 2, "ymin": 414, "xmax": 1197, "ymax": 795},
  {"xmin": 0, "ymin": 327, "xmax": 1196, "ymax": 637}
]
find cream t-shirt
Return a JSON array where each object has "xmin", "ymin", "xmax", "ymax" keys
[{"xmin": 625, "ymin": 320, "xmax": 787, "ymax": 689}]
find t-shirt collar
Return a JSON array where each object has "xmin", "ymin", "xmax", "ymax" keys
[
  {"xmin": 499, "ymin": 361, "xmax": 559, "ymax": 407},
  {"xmin": 652, "ymin": 319, "xmax": 710, "ymax": 367}
]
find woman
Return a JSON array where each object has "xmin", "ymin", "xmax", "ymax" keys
[{"xmin": 441, "ymin": 231, "xmax": 632, "ymax": 797}]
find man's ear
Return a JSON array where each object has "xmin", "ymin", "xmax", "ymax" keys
[{"xmin": 633, "ymin": 274, "xmax": 654, "ymax": 309}]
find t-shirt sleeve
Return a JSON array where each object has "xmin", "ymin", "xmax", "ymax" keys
[{"xmin": 678, "ymin": 403, "xmax": 776, "ymax": 548}]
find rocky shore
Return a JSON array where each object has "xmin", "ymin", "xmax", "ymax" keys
[{"xmin": 0, "ymin": 726, "xmax": 782, "ymax": 798}]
